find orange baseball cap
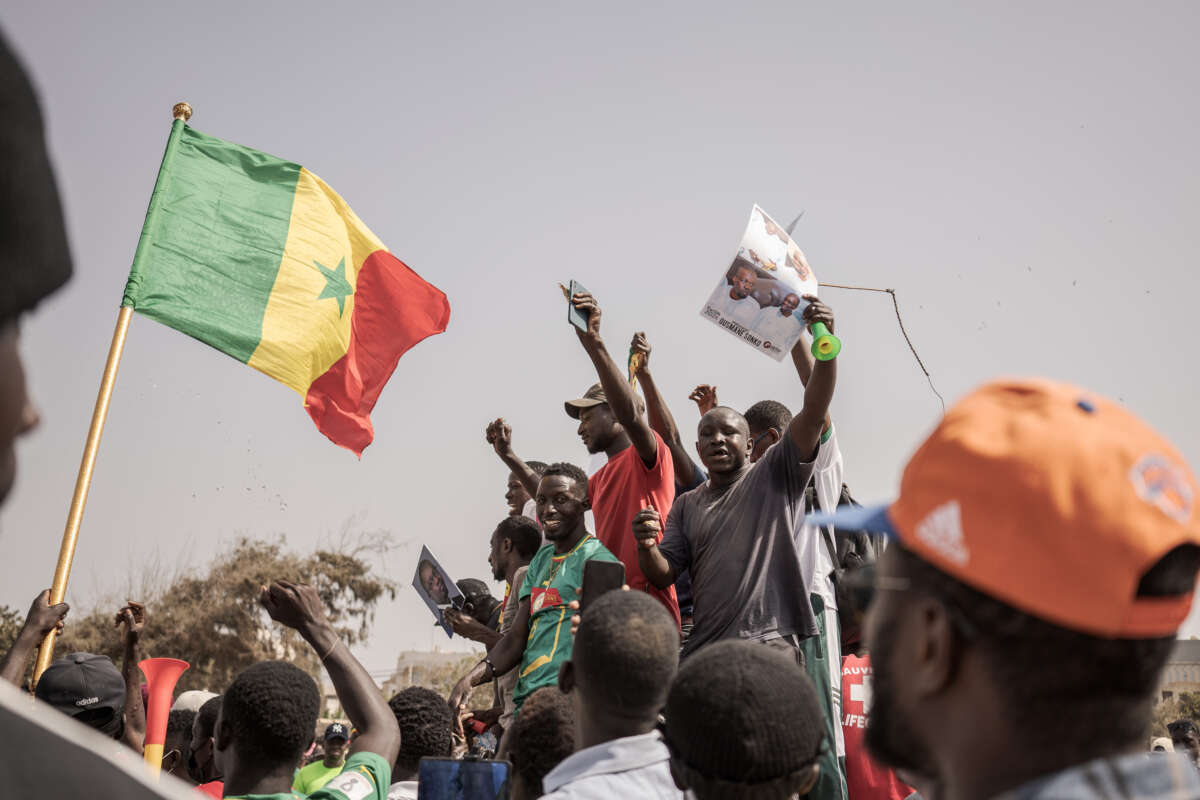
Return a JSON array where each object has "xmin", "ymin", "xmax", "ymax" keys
[{"xmin": 811, "ymin": 378, "xmax": 1200, "ymax": 638}]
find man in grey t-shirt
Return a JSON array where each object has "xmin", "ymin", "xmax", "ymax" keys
[{"xmin": 634, "ymin": 297, "xmax": 838, "ymax": 659}]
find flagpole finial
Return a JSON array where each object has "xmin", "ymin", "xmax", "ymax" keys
[{"xmin": 172, "ymin": 102, "xmax": 193, "ymax": 122}]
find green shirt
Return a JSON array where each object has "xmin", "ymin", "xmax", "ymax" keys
[
  {"xmin": 514, "ymin": 534, "xmax": 620, "ymax": 709},
  {"xmin": 293, "ymin": 758, "xmax": 344, "ymax": 794},
  {"xmin": 228, "ymin": 751, "xmax": 391, "ymax": 800}
]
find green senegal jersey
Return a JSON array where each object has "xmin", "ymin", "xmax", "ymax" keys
[
  {"xmin": 226, "ymin": 751, "xmax": 390, "ymax": 800},
  {"xmin": 293, "ymin": 758, "xmax": 344, "ymax": 794},
  {"xmin": 514, "ymin": 534, "xmax": 620, "ymax": 709}
]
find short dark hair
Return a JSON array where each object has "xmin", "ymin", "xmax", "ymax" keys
[
  {"xmin": 196, "ymin": 695, "xmax": 222, "ymax": 739},
  {"xmin": 894, "ymin": 543, "xmax": 1200, "ymax": 760},
  {"xmin": 166, "ymin": 708, "xmax": 196, "ymax": 755},
  {"xmin": 1169, "ymin": 720, "xmax": 1200, "ymax": 739},
  {"xmin": 509, "ymin": 687, "xmax": 576, "ymax": 796},
  {"xmin": 527, "ymin": 460, "xmax": 549, "ymax": 477},
  {"xmin": 574, "ymin": 591, "xmax": 679, "ymax": 716},
  {"xmin": 388, "ymin": 686, "xmax": 453, "ymax": 774},
  {"xmin": 744, "ymin": 400, "xmax": 792, "ymax": 434},
  {"xmin": 495, "ymin": 516, "xmax": 543, "ymax": 559},
  {"xmin": 664, "ymin": 640, "xmax": 824, "ymax": 799},
  {"xmin": 541, "ymin": 463, "xmax": 589, "ymax": 496},
  {"xmin": 222, "ymin": 661, "xmax": 320, "ymax": 767},
  {"xmin": 727, "ymin": 257, "xmax": 758, "ymax": 284}
]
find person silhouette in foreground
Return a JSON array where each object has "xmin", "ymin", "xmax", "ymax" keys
[
  {"xmin": 813, "ymin": 379, "xmax": 1200, "ymax": 800},
  {"xmin": 214, "ymin": 580, "xmax": 400, "ymax": 799}
]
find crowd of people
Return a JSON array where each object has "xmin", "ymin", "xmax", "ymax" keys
[{"xmin": 5, "ymin": 27, "xmax": 1200, "ymax": 800}]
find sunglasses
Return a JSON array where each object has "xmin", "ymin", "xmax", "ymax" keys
[
  {"xmin": 841, "ymin": 564, "xmax": 978, "ymax": 640},
  {"xmin": 841, "ymin": 564, "xmax": 911, "ymax": 616}
]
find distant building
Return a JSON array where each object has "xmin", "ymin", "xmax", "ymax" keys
[
  {"xmin": 1158, "ymin": 640, "xmax": 1200, "ymax": 704},
  {"xmin": 381, "ymin": 648, "xmax": 483, "ymax": 699},
  {"xmin": 320, "ymin": 684, "xmax": 340, "ymax": 719}
]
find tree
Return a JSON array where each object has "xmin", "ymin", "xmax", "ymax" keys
[
  {"xmin": 1151, "ymin": 691, "xmax": 1200, "ymax": 738},
  {"xmin": 46, "ymin": 534, "xmax": 396, "ymax": 692},
  {"xmin": 0, "ymin": 604, "xmax": 28, "ymax": 683}
]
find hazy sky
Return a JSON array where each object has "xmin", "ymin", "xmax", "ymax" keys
[{"xmin": 3, "ymin": 2, "xmax": 1199, "ymax": 683}]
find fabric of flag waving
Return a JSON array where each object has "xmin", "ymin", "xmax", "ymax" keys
[{"xmin": 122, "ymin": 126, "xmax": 450, "ymax": 455}]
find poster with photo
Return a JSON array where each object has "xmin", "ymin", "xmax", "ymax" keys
[
  {"xmin": 412, "ymin": 546, "xmax": 466, "ymax": 638},
  {"xmin": 699, "ymin": 204, "xmax": 820, "ymax": 361}
]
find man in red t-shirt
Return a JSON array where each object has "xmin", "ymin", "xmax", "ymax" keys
[
  {"xmin": 562, "ymin": 290, "xmax": 680, "ymax": 627},
  {"xmin": 842, "ymin": 653, "xmax": 914, "ymax": 800}
]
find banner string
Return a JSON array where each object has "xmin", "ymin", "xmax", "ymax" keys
[{"xmin": 818, "ymin": 283, "xmax": 946, "ymax": 414}]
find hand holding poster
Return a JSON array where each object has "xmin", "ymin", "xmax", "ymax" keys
[
  {"xmin": 700, "ymin": 204, "xmax": 822, "ymax": 361},
  {"xmin": 412, "ymin": 546, "xmax": 466, "ymax": 638}
]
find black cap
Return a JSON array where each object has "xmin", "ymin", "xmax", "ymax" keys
[
  {"xmin": 35, "ymin": 652, "xmax": 125, "ymax": 738},
  {"xmin": 455, "ymin": 579, "xmax": 493, "ymax": 603},
  {"xmin": 324, "ymin": 722, "xmax": 349, "ymax": 741},
  {"xmin": 0, "ymin": 31, "xmax": 73, "ymax": 325}
]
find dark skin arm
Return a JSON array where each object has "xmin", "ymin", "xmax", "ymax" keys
[
  {"xmin": 571, "ymin": 291, "xmax": 659, "ymax": 466},
  {"xmin": 788, "ymin": 296, "xmax": 838, "ymax": 458},
  {"xmin": 630, "ymin": 332, "xmax": 696, "ymax": 488},
  {"xmin": 689, "ymin": 384, "xmax": 718, "ymax": 416},
  {"xmin": 443, "ymin": 608, "xmax": 503, "ymax": 649},
  {"xmin": 789, "ymin": 324, "xmax": 832, "ymax": 436},
  {"xmin": 448, "ymin": 597, "xmax": 531, "ymax": 736},
  {"xmin": 0, "ymin": 590, "xmax": 68, "ymax": 687},
  {"xmin": 261, "ymin": 580, "xmax": 400, "ymax": 766},
  {"xmin": 486, "ymin": 418, "xmax": 540, "ymax": 499},
  {"xmin": 115, "ymin": 602, "xmax": 147, "ymax": 753},
  {"xmin": 632, "ymin": 508, "xmax": 677, "ymax": 589}
]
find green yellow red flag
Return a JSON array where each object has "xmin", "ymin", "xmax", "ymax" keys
[{"xmin": 122, "ymin": 122, "xmax": 450, "ymax": 455}]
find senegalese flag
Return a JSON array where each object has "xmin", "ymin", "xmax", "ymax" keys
[{"xmin": 122, "ymin": 118, "xmax": 449, "ymax": 455}]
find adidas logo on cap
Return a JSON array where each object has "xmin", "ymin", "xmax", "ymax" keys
[{"xmin": 915, "ymin": 501, "xmax": 969, "ymax": 566}]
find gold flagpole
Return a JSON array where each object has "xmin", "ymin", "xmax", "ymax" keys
[{"xmin": 32, "ymin": 102, "xmax": 193, "ymax": 686}]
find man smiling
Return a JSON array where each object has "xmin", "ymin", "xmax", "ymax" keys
[
  {"xmin": 754, "ymin": 293, "xmax": 805, "ymax": 349},
  {"xmin": 449, "ymin": 464, "xmax": 620, "ymax": 724}
]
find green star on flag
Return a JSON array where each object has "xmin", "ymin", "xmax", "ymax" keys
[
  {"xmin": 315, "ymin": 257, "xmax": 353, "ymax": 316},
  {"xmin": 120, "ymin": 121, "xmax": 450, "ymax": 456}
]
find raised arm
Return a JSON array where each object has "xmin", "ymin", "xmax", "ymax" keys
[
  {"xmin": 632, "ymin": 508, "xmax": 677, "ymax": 589},
  {"xmin": 448, "ymin": 598, "xmax": 531, "ymax": 734},
  {"xmin": 787, "ymin": 296, "xmax": 837, "ymax": 459},
  {"xmin": 0, "ymin": 590, "xmax": 68, "ymax": 687},
  {"xmin": 689, "ymin": 385, "xmax": 719, "ymax": 416},
  {"xmin": 789, "ymin": 326, "xmax": 831, "ymax": 435},
  {"xmin": 571, "ymin": 292, "xmax": 658, "ymax": 466},
  {"xmin": 261, "ymin": 580, "xmax": 400, "ymax": 766},
  {"xmin": 116, "ymin": 601, "xmax": 147, "ymax": 753},
  {"xmin": 487, "ymin": 418, "xmax": 539, "ymax": 498},
  {"xmin": 631, "ymin": 332, "xmax": 697, "ymax": 488}
]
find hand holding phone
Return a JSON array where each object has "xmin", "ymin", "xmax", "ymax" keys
[{"xmin": 564, "ymin": 279, "xmax": 591, "ymax": 333}]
